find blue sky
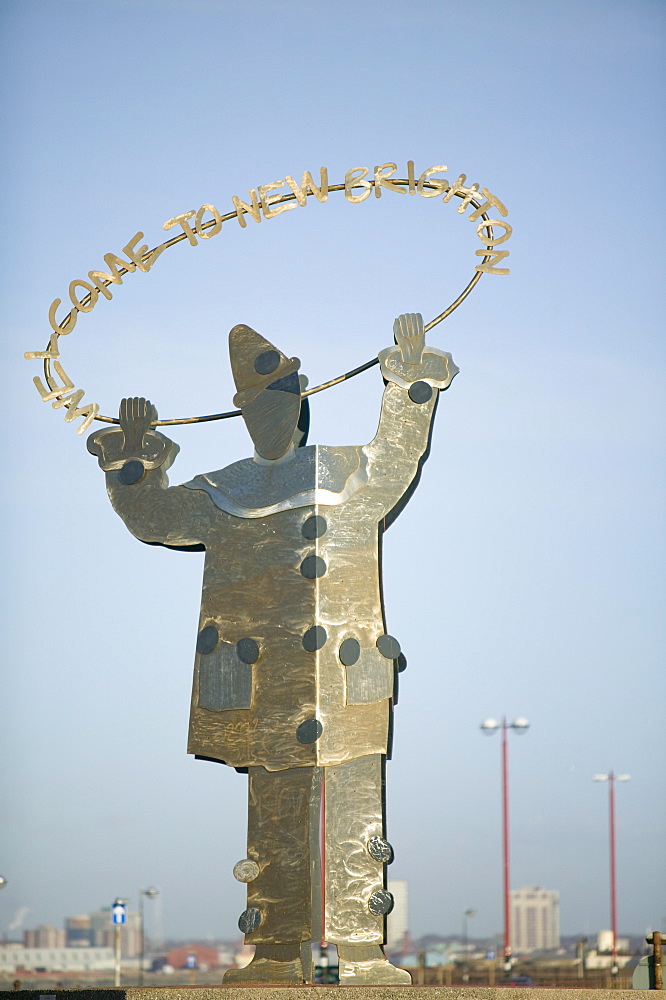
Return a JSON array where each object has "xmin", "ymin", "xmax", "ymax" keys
[{"xmin": 1, "ymin": 0, "xmax": 664, "ymax": 945}]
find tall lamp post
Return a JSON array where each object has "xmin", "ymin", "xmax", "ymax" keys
[
  {"xmin": 593, "ymin": 771, "xmax": 630, "ymax": 975},
  {"xmin": 462, "ymin": 909, "xmax": 476, "ymax": 982},
  {"xmin": 139, "ymin": 887, "xmax": 159, "ymax": 985},
  {"xmin": 480, "ymin": 716, "xmax": 530, "ymax": 971}
]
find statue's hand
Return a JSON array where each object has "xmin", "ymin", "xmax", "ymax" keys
[
  {"xmin": 87, "ymin": 397, "xmax": 178, "ymax": 472},
  {"xmin": 393, "ymin": 313, "xmax": 425, "ymax": 365},
  {"xmin": 119, "ymin": 396, "xmax": 158, "ymax": 454}
]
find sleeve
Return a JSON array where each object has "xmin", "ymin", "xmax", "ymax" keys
[
  {"xmin": 361, "ymin": 379, "xmax": 439, "ymax": 519},
  {"xmin": 104, "ymin": 465, "xmax": 213, "ymax": 549}
]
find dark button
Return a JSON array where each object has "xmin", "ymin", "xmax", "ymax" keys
[
  {"xmin": 377, "ymin": 634, "xmax": 401, "ymax": 659},
  {"xmin": 238, "ymin": 907, "xmax": 263, "ymax": 933},
  {"xmin": 196, "ymin": 624, "xmax": 219, "ymax": 655},
  {"xmin": 118, "ymin": 459, "xmax": 145, "ymax": 485},
  {"xmin": 236, "ymin": 637, "xmax": 260, "ymax": 664},
  {"xmin": 254, "ymin": 350, "xmax": 280, "ymax": 375},
  {"xmin": 367, "ymin": 836, "xmax": 394, "ymax": 864},
  {"xmin": 302, "ymin": 626, "xmax": 327, "ymax": 652},
  {"xmin": 296, "ymin": 719, "xmax": 323, "ymax": 744},
  {"xmin": 397, "ymin": 652, "xmax": 408, "ymax": 673},
  {"xmin": 302, "ymin": 515, "xmax": 327, "ymax": 540},
  {"xmin": 300, "ymin": 555, "xmax": 326, "ymax": 579},
  {"xmin": 368, "ymin": 890, "xmax": 394, "ymax": 915},
  {"xmin": 339, "ymin": 638, "xmax": 361, "ymax": 666},
  {"xmin": 408, "ymin": 380, "xmax": 433, "ymax": 404}
]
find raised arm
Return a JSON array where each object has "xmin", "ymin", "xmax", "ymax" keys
[
  {"xmin": 87, "ymin": 397, "xmax": 212, "ymax": 548},
  {"xmin": 361, "ymin": 314, "xmax": 459, "ymax": 518}
]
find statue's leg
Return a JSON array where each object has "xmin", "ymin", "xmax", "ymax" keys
[
  {"xmin": 323, "ymin": 754, "xmax": 412, "ymax": 985},
  {"xmin": 223, "ymin": 765, "xmax": 318, "ymax": 984}
]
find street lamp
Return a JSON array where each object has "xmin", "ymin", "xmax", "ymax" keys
[
  {"xmin": 139, "ymin": 887, "xmax": 159, "ymax": 986},
  {"xmin": 0, "ymin": 877, "xmax": 6, "ymax": 889},
  {"xmin": 480, "ymin": 716, "xmax": 530, "ymax": 971},
  {"xmin": 593, "ymin": 771, "xmax": 630, "ymax": 975},
  {"xmin": 462, "ymin": 909, "xmax": 476, "ymax": 983}
]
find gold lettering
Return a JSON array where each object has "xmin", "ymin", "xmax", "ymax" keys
[
  {"xmin": 232, "ymin": 190, "xmax": 262, "ymax": 228},
  {"xmin": 69, "ymin": 279, "xmax": 98, "ymax": 313},
  {"xmin": 417, "ymin": 165, "xmax": 448, "ymax": 198},
  {"xmin": 373, "ymin": 163, "xmax": 405, "ymax": 198},
  {"xmin": 163, "ymin": 211, "xmax": 198, "ymax": 245},
  {"xmin": 25, "ymin": 341, "xmax": 60, "ymax": 360},
  {"xmin": 442, "ymin": 174, "xmax": 481, "ymax": 212},
  {"xmin": 284, "ymin": 169, "xmax": 329, "ymax": 206},
  {"xmin": 195, "ymin": 204, "xmax": 222, "ymax": 239},
  {"xmin": 476, "ymin": 220, "xmax": 513, "ymax": 247},
  {"xmin": 344, "ymin": 167, "xmax": 372, "ymax": 203},
  {"xmin": 475, "ymin": 249, "xmax": 510, "ymax": 275},
  {"xmin": 468, "ymin": 188, "xmax": 509, "ymax": 221},
  {"xmin": 33, "ymin": 360, "xmax": 74, "ymax": 401},
  {"xmin": 258, "ymin": 181, "xmax": 297, "ymax": 220},
  {"xmin": 88, "ymin": 253, "xmax": 136, "ymax": 300},
  {"xmin": 123, "ymin": 232, "xmax": 164, "ymax": 272},
  {"xmin": 51, "ymin": 387, "xmax": 100, "ymax": 433},
  {"xmin": 48, "ymin": 298, "xmax": 77, "ymax": 336},
  {"xmin": 407, "ymin": 160, "xmax": 416, "ymax": 194}
]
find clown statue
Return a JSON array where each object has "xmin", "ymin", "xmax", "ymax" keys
[{"xmin": 88, "ymin": 312, "xmax": 458, "ymax": 984}]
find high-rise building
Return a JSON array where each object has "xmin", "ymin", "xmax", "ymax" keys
[
  {"xmin": 511, "ymin": 886, "xmax": 560, "ymax": 953},
  {"xmin": 386, "ymin": 879, "xmax": 409, "ymax": 952},
  {"xmin": 23, "ymin": 926, "xmax": 66, "ymax": 949},
  {"xmin": 65, "ymin": 915, "xmax": 92, "ymax": 947}
]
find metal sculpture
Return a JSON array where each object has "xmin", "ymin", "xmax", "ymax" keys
[{"xmin": 87, "ymin": 312, "xmax": 458, "ymax": 984}]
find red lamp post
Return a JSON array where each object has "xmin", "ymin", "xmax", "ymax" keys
[
  {"xmin": 481, "ymin": 716, "xmax": 530, "ymax": 971},
  {"xmin": 593, "ymin": 771, "xmax": 631, "ymax": 975}
]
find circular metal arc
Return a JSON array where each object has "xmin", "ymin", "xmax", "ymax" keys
[{"xmin": 42, "ymin": 182, "xmax": 495, "ymax": 427}]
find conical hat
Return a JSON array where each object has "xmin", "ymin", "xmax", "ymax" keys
[{"xmin": 229, "ymin": 324, "xmax": 300, "ymax": 409}]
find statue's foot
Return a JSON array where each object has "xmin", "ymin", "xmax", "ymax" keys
[
  {"xmin": 223, "ymin": 943, "xmax": 306, "ymax": 985},
  {"xmin": 337, "ymin": 945, "xmax": 413, "ymax": 985}
]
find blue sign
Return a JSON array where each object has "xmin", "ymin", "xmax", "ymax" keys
[
  {"xmin": 111, "ymin": 902, "xmax": 127, "ymax": 925},
  {"xmin": 185, "ymin": 953, "xmax": 197, "ymax": 969},
  {"xmin": 486, "ymin": 950, "xmax": 496, "ymax": 961}
]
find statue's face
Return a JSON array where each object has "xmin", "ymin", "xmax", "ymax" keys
[{"xmin": 241, "ymin": 370, "xmax": 302, "ymax": 460}]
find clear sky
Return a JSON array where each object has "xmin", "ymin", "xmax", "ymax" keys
[{"xmin": 1, "ymin": 0, "xmax": 664, "ymax": 947}]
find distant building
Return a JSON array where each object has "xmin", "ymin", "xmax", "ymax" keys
[
  {"xmin": 511, "ymin": 886, "xmax": 560, "ymax": 952},
  {"xmin": 23, "ymin": 926, "xmax": 66, "ymax": 949},
  {"xmin": 387, "ymin": 879, "xmax": 409, "ymax": 951},
  {"xmin": 65, "ymin": 915, "xmax": 91, "ymax": 948},
  {"xmin": 61, "ymin": 908, "xmax": 140, "ymax": 956},
  {"xmin": 166, "ymin": 945, "xmax": 221, "ymax": 970},
  {"xmin": 0, "ymin": 946, "xmax": 114, "ymax": 973},
  {"xmin": 596, "ymin": 930, "xmax": 629, "ymax": 954}
]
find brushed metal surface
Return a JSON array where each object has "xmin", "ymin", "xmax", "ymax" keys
[
  {"xmin": 323, "ymin": 754, "xmax": 385, "ymax": 945},
  {"xmin": 90, "ymin": 316, "xmax": 455, "ymax": 977},
  {"xmin": 244, "ymin": 765, "xmax": 315, "ymax": 943}
]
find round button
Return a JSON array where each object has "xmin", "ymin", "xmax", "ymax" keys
[
  {"xmin": 238, "ymin": 907, "xmax": 263, "ymax": 933},
  {"xmin": 196, "ymin": 624, "xmax": 219, "ymax": 655},
  {"xmin": 118, "ymin": 459, "xmax": 145, "ymax": 485},
  {"xmin": 377, "ymin": 634, "xmax": 401, "ymax": 659},
  {"xmin": 302, "ymin": 515, "xmax": 327, "ymax": 539},
  {"xmin": 408, "ymin": 380, "xmax": 433, "ymax": 404},
  {"xmin": 233, "ymin": 859, "xmax": 260, "ymax": 883},
  {"xmin": 302, "ymin": 626, "xmax": 327, "ymax": 652},
  {"xmin": 254, "ymin": 350, "xmax": 280, "ymax": 375},
  {"xmin": 339, "ymin": 638, "xmax": 361, "ymax": 666},
  {"xmin": 368, "ymin": 890, "xmax": 394, "ymax": 915},
  {"xmin": 296, "ymin": 719, "xmax": 323, "ymax": 744},
  {"xmin": 236, "ymin": 637, "xmax": 260, "ymax": 664},
  {"xmin": 367, "ymin": 837, "xmax": 394, "ymax": 864},
  {"xmin": 300, "ymin": 555, "xmax": 326, "ymax": 579}
]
